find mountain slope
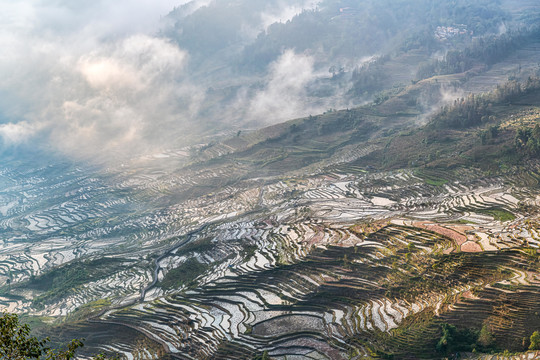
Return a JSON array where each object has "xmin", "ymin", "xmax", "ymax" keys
[{"xmin": 2, "ymin": 76, "xmax": 537, "ymax": 359}]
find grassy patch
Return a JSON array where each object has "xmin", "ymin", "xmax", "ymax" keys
[
  {"xmin": 424, "ymin": 177, "xmax": 448, "ymax": 186},
  {"xmin": 477, "ymin": 208, "xmax": 516, "ymax": 222},
  {"xmin": 67, "ymin": 299, "xmax": 112, "ymax": 322},
  {"xmin": 19, "ymin": 315, "xmax": 53, "ymax": 332},
  {"xmin": 177, "ymin": 236, "xmax": 214, "ymax": 255},
  {"xmin": 415, "ymin": 169, "xmax": 449, "ymax": 186},
  {"xmin": 28, "ymin": 258, "xmax": 124, "ymax": 292},
  {"xmin": 240, "ymin": 245, "xmax": 257, "ymax": 261},
  {"xmin": 444, "ymin": 219, "xmax": 478, "ymax": 225},
  {"xmin": 26, "ymin": 258, "xmax": 127, "ymax": 308},
  {"xmin": 160, "ymin": 258, "xmax": 208, "ymax": 290}
]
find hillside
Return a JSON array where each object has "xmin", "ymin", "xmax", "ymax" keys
[
  {"xmin": 0, "ymin": 72, "xmax": 537, "ymax": 359},
  {"xmin": 1, "ymin": 1, "xmax": 540, "ymax": 359}
]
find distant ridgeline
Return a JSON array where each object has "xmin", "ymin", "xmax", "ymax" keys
[
  {"xmin": 239, "ymin": 0, "xmax": 511, "ymax": 70},
  {"xmin": 164, "ymin": 0, "xmax": 515, "ymax": 71}
]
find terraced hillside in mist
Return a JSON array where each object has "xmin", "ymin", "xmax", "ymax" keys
[
  {"xmin": 0, "ymin": 76, "xmax": 538, "ymax": 359},
  {"xmin": 1, "ymin": 40, "xmax": 540, "ymax": 359},
  {"xmin": 3, "ymin": 0, "xmax": 540, "ymax": 359}
]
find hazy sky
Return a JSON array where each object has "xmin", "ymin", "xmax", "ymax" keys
[
  {"xmin": 0, "ymin": 0, "xmax": 201, "ymax": 160},
  {"xmin": 0, "ymin": 0, "xmax": 327, "ymax": 163}
]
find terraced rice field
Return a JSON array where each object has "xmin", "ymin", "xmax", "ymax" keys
[
  {"xmin": 1, "ymin": 146, "xmax": 537, "ymax": 359},
  {"xmin": 92, "ymin": 223, "xmax": 539, "ymax": 359},
  {"xmin": 0, "ymin": 3, "xmax": 539, "ymax": 357}
]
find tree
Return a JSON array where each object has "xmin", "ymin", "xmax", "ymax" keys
[
  {"xmin": 0, "ymin": 312, "xmax": 116, "ymax": 360},
  {"xmin": 436, "ymin": 323, "xmax": 455, "ymax": 354},
  {"xmin": 476, "ymin": 324, "xmax": 495, "ymax": 349},
  {"xmin": 436, "ymin": 323, "xmax": 479, "ymax": 354},
  {"xmin": 530, "ymin": 331, "xmax": 540, "ymax": 351}
]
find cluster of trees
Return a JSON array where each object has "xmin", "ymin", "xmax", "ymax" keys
[
  {"xmin": 238, "ymin": 1, "xmax": 400, "ymax": 72},
  {"xmin": 416, "ymin": 28, "xmax": 540, "ymax": 80},
  {"xmin": 530, "ymin": 331, "xmax": 540, "ymax": 350},
  {"xmin": 436, "ymin": 323, "xmax": 496, "ymax": 355},
  {"xmin": 478, "ymin": 125, "xmax": 500, "ymax": 145},
  {"xmin": 159, "ymin": 258, "xmax": 208, "ymax": 290},
  {"xmin": 23, "ymin": 258, "xmax": 124, "ymax": 310},
  {"xmin": 238, "ymin": 0, "xmax": 510, "ymax": 72},
  {"xmin": 430, "ymin": 77, "xmax": 540, "ymax": 129},
  {"xmin": 436, "ymin": 323, "xmax": 540, "ymax": 356},
  {"xmin": 0, "ymin": 312, "xmax": 116, "ymax": 359},
  {"xmin": 431, "ymin": 94, "xmax": 494, "ymax": 129},
  {"xmin": 399, "ymin": 29, "xmax": 440, "ymax": 53},
  {"xmin": 350, "ymin": 55, "xmax": 390, "ymax": 96},
  {"xmin": 163, "ymin": 0, "xmax": 281, "ymax": 57},
  {"xmin": 515, "ymin": 124, "xmax": 540, "ymax": 155}
]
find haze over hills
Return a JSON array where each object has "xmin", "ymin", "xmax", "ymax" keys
[
  {"xmin": 1, "ymin": 0, "xmax": 537, "ymax": 162},
  {"xmin": 0, "ymin": 0, "xmax": 540, "ymax": 359}
]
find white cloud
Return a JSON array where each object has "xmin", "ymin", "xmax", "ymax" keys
[
  {"xmin": 0, "ymin": 0, "xmax": 203, "ymax": 161},
  {"xmin": 219, "ymin": 47, "xmax": 355, "ymax": 128},
  {"xmin": 49, "ymin": 35, "xmax": 198, "ymax": 159},
  {"xmin": 0, "ymin": 0, "xmax": 336, "ymax": 162},
  {"xmin": 261, "ymin": 0, "xmax": 319, "ymax": 30},
  {"xmin": 248, "ymin": 50, "xmax": 316, "ymax": 122},
  {"xmin": 78, "ymin": 35, "xmax": 187, "ymax": 91},
  {"xmin": 0, "ymin": 122, "xmax": 39, "ymax": 146}
]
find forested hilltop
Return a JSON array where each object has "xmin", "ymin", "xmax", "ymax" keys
[
  {"xmin": 165, "ymin": 0, "xmax": 510, "ymax": 67},
  {"xmin": 149, "ymin": 0, "xmax": 540, "ymax": 137}
]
